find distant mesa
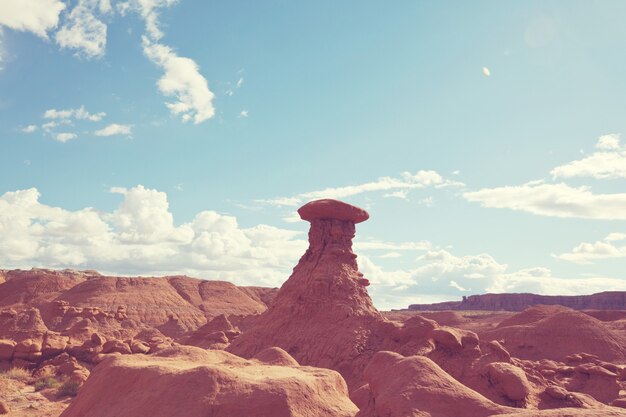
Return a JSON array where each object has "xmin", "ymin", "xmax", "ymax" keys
[{"xmin": 408, "ymin": 292, "xmax": 626, "ymax": 312}]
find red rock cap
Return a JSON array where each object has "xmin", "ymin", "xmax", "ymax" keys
[{"xmin": 298, "ymin": 199, "xmax": 369, "ymax": 223}]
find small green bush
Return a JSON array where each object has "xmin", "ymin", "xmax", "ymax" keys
[
  {"xmin": 57, "ymin": 380, "xmax": 81, "ymax": 397},
  {"xmin": 34, "ymin": 376, "xmax": 59, "ymax": 391}
]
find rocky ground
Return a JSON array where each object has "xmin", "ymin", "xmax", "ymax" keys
[{"xmin": 2, "ymin": 199, "xmax": 626, "ymax": 416}]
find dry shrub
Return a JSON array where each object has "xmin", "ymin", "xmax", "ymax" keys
[
  {"xmin": 57, "ymin": 380, "xmax": 81, "ymax": 397},
  {"xmin": 34, "ymin": 376, "xmax": 60, "ymax": 391},
  {"xmin": 1, "ymin": 367, "xmax": 31, "ymax": 383}
]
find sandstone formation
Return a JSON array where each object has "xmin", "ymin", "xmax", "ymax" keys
[
  {"xmin": 0, "ymin": 268, "xmax": 278, "ymax": 385},
  {"xmin": 355, "ymin": 351, "xmax": 626, "ymax": 417},
  {"xmin": 356, "ymin": 351, "xmax": 511, "ymax": 417},
  {"xmin": 60, "ymin": 346, "xmax": 358, "ymax": 417},
  {"xmin": 229, "ymin": 199, "xmax": 394, "ymax": 388},
  {"xmin": 482, "ymin": 306, "xmax": 626, "ymax": 362}
]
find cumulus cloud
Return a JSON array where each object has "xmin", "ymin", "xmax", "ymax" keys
[
  {"xmin": 464, "ymin": 134, "xmax": 626, "ymax": 219},
  {"xmin": 487, "ymin": 268, "xmax": 625, "ymax": 296},
  {"xmin": 55, "ymin": 0, "xmax": 108, "ymax": 59},
  {"xmin": 359, "ymin": 247, "xmax": 626, "ymax": 308},
  {"xmin": 260, "ymin": 170, "xmax": 464, "ymax": 207},
  {"xmin": 464, "ymin": 181, "xmax": 626, "ymax": 220},
  {"xmin": 54, "ymin": 132, "xmax": 77, "ymax": 142},
  {"xmin": 1, "ymin": 185, "xmax": 624, "ymax": 308},
  {"xmin": 551, "ymin": 134, "xmax": 626, "ymax": 180},
  {"xmin": 120, "ymin": 0, "xmax": 215, "ymax": 124},
  {"xmin": 0, "ymin": 0, "xmax": 66, "ymax": 39},
  {"xmin": 55, "ymin": 132, "xmax": 77, "ymax": 142},
  {"xmin": 118, "ymin": 0, "xmax": 179, "ymax": 41},
  {"xmin": 21, "ymin": 125, "xmax": 38, "ymax": 133},
  {"xmin": 0, "ymin": 186, "xmax": 306, "ymax": 287},
  {"xmin": 94, "ymin": 123, "xmax": 132, "ymax": 137},
  {"xmin": 44, "ymin": 106, "xmax": 105, "ymax": 121},
  {"xmin": 555, "ymin": 233, "xmax": 626, "ymax": 264},
  {"xmin": 384, "ymin": 190, "xmax": 408, "ymax": 200},
  {"xmin": 142, "ymin": 37, "xmax": 215, "ymax": 124}
]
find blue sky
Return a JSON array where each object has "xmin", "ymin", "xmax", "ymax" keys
[{"xmin": 1, "ymin": 0, "xmax": 626, "ymax": 309}]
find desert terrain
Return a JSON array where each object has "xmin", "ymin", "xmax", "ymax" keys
[{"xmin": 2, "ymin": 199, "xmax": 626, "ymax": 417}]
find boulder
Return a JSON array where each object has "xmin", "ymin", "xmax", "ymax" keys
[
  {"xmin": 59, "ymin": 346, "xmax": 357, "ymax": 417},
  {"xmin": 484, "ymin": 362, "xmax": 531, "ymax": 401},
  {"xmin": 0, "ymin": 339, "xmax": 15, "ymax": 361},
  {"xmin": 13, "ymin": 339, "xmax": 42, "ymax": 362}
]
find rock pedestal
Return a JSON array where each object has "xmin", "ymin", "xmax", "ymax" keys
[{"xmin": 229, "ymin": 199, "xmax": 383, "ymax": 388}]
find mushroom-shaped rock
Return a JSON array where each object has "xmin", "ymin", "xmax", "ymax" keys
[
  {"xmin": 228, "ymin": 199, "xmax": 383, "ymax": 389},
  {"xmin": 298, "ymin": 199, "xmax": 369, "ymax": 223}
]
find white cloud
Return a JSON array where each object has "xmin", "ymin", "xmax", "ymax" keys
[
  {"xmin": 384, "ymin": 190, "xmax": 408, "ymax": 200},
  {"xmin": 551, "ymin": 134, "xmax": 626, "ymax": 180},
  {"xmin": 360, "ymin": 246, "xmax": 626, "ymax": 307},
  {"xmin": 487, "ymin": 269, "xmax": 625, "ymax": 296},
  {"xmin": 555, "ymin": 233, "xmax": 626, "ymax": 264},
  {"xmin": 21, "ymin": 125, "xmax": 38, "ymax": 133},
  {"xmin": 118, "ymin": 0, "xmax": 179, "ymax": 41},
  {"xmin": 55, "ymin": 132, "xmax": 77, "ymax": 142},
  {"xmin": 115, "ymin": 1, "xmax": 216, "ymax": 124},
  {"xmin": 358, "ymin": 255, "xmax": 414, "ymax": 288},
  {"xmin": 0, "ymin": 0, "xmax": 65, "ymax": 39},
  {"xmin": 2, "ymin": 185, "xmax": 625, "ymax": 308},
  {"xmin": 99, "ymin": 0, "xmax": 113, "ymax": 14},
  {"xmin": 142, "ymin": 37, "xmax": 215, "ymax": 124},
  {"xmin": 44, "ymin": 106, "xmax": 105, "ymax": 121},
  {"xmin": 606, "ymin": 233, "xmax": 626, "ymax": 242},
  {"xmin": 239, "ymin": 110, "xmax": 249, "ymax": 118},
  {"xmin": 94, "ymin": 123, "xmax": 132, "ymax": 137},
  {"xmin": 464, "ymin": 181, "xmax": 626, "ymax": 220},
  {"xmin": 44, "ymin": 109, "xmax": 73, "ymax": 119},
  {"xmin": 354, "ymin": 239, "xmax": 432, "ymax": 252},
  {"xmin": 597, "ymin": 133, "xmax": 621, "ymax": 150},
  {"xmin": 55, "ymin": 0, "xmax": 107, "ymax": 59},
  {"xmin": 42, "ymin": 120, "xmax": 71, "ymax": 132},
  {"xmin": 450, "ymin": 280, "xmax": 469, "ymax": 291},
  {"xmin": 378, "ymin": 252, "xmax": 402, "ymax": 259},
  {"xmin": 260, "ymin": 170, "xmax": 464, "ymax": 207},
  {"xmin": 0, "ymin": 185, "xmax": 306, "ymax": 287},
  {"xmin": 482, "ymin": 67, "xmax": 491, "ymax": 77}
]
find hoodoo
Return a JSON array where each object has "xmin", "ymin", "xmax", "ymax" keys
[{"xmin": 229, "ymin": 199, "xmax": 385, "ymax": 387}]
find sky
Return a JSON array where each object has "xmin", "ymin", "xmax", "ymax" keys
[{"xmin": 1, "ymin": 0, "xmax": 626, "ymax": 309}]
